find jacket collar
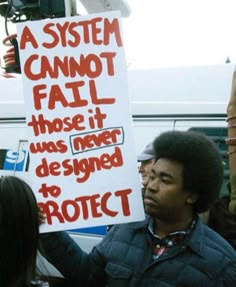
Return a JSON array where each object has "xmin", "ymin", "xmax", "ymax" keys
[
  {"xmin": 132, "ymin": 215, "xmax": 149, "ymax": 231},
  {"xmin": 186, "ymin": 217, "xmax": 205, "ymax": 256},
  {"xmin": 133, "ymin": 215, "xmax": 204, "ymax": 256}
]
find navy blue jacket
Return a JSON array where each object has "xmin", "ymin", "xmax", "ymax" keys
[{"xmin": 40, "ymin": 217, "xmax": 236, "ymax": 287}]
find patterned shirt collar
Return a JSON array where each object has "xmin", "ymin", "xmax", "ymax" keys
[{"xmin": 148, "ymin": 217, "xmax": 196, "ymax": 260}]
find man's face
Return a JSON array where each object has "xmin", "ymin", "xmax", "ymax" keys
[
  {"xmin": 144, "ymin": 158, "xmax": 193, "ymax": 222},
  {"xmin": 138, "ymin": 159, "xmax": 155, "ymax": 187}
]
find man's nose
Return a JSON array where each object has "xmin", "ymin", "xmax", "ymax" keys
[
  {"xmin": 146, "ymin": 178, "xmax": 158, "ymax": 193},
  {"xmin": 142, "ymin": 177, "xmax": 149, "ymax": 187},
  {"xmin": 138, "ymin": 164, "xmax": 144, "ymax": 173}
]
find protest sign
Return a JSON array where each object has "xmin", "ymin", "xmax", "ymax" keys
[{"xmin": 17, "ymin": 11, "xmax": 145, "ymax": 232}]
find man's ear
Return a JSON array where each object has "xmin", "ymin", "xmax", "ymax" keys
[{"xmin": 186, "ymin": 193, "xmax": 198, "ymax": 205}]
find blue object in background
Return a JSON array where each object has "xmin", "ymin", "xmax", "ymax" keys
[
  {"xmin": 3, "ymin": 149, "xmax": 27, "ymax": 171},
  {"xmin": 68, "ymin": 225, "xmax": 107, "ymax": 236}
]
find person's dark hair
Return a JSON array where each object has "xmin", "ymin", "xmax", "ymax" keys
[
  {"xmin": 0, "ymin": 176, "xmax": 39, "ymax": 287},
  {"xmin": 207, "ymin": 196, "xmax": 236, "ymax": 249},
  {"xmin": 153, "ymin": 130, "xmax": 224, "ymax": 213}
]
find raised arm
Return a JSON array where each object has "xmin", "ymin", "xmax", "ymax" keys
[{"xmin": 39, "ymin": 230, "xmax": 108, "ymax": 287}]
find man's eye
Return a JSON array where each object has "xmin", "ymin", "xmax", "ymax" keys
[
  {"xmin": 149, "ymin": 175, "xmax": 155, "ymax": 181},
  {"xmin": 161, "ymin": 178, "xmax": 170, "ymax": 183}
]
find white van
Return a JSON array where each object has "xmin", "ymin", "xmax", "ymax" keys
[{"xmin": 0, "ymin": 63, "xmax": 234, "ymax": 257}]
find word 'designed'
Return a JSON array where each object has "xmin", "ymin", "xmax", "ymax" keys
[{"xmin": 36, "ymin": 146, "xmax": 123, "ymax": 183}]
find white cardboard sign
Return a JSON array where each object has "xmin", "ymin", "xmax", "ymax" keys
[{"xmin": 17, "ymin": 11, "xmax": 145, "ymax": 232}]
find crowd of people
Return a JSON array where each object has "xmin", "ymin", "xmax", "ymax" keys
[
  {"xmin": 38, "ymin": 130, "xmax": 236, "ymax": 286},
  {"xmin": 2, "ymin": 74, "xmax": 236, "ymax": 287},
  {"xmin": 1, "ymin": 129, "xmax": 236, "ymax": 286}
]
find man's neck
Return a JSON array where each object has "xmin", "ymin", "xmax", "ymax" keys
[{"xmin": 153, "ymin": 216, "xmax": 194, "ymax": 239}]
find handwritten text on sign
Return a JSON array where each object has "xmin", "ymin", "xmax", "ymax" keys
[{"xmin": 17, "ymin": 12, "xmax": 145, "ymax": 232}]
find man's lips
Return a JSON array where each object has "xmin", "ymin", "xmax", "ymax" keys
[
  {"xmin": 141, "ymin": 174, "xmax": 148, "ymax": 178},
  {"xmin": 143, "ymin": 195, "xmax": 157, "ymax": 205}
]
